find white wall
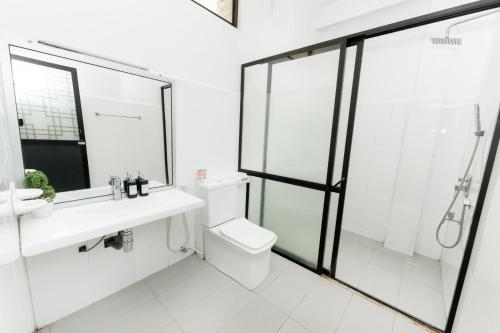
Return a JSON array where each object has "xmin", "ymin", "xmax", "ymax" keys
[
  {"xmin": 342, "ymin": 12, "xmax": 498, "ymax": 258},
  {"xmin": 440, "ymin": 15, "xmax": 500, "ymax": 322},
  {"xmin": 0, "ymin": 0, "xmax": 239, "ymax": 92},
  {"xmin": 0, "ymin": 0, "xmax": 240, "ymax": 330},
  {"xmin": 236, "ymin": 0, "xmax": 475, "ymax": 65},
  {"xmin": 0, "ymin": 0, "xmax": 241, "ymax": 188},
  {"xmin": 0, "ymin": 61, "xmax": 35, "ymax": 333}
]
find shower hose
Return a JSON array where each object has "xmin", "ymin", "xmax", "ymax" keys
[
  {"xmin": 435, "ymin": 134, "xmax": 481, "ymax": 248},
  {"xmin": 166, "ymin": 213, "xmax": 190, "ymax": 253},
  {"xmin": 166, "ymin": 213, "xmax": 204, "ymax": 255}
]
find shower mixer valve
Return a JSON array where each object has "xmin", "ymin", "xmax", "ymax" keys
[
  {"xmin": 455, "ymin": 176, "xmax": 472, "ymax": 197},
  {"xmin": 436, "ymin": 104, "xmax": 485, "ymax": 249}
]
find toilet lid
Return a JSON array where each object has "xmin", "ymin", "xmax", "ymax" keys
[{"xmin": 219, "ymin": 218, "xmax": 277, "ymax": 251}]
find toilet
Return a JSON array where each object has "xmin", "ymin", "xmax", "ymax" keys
[{"xmin": 198, "ymin": 177, "xmax": 277, "ymax": 290}]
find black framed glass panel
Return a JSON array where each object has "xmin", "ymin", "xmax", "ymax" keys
[
  {"xmin": 248, "ymin": 177, "xmax": 326, "ymax": 269},
  {"xmin": 334, "ymin": 11, "xmax": 500, "ymax": 331},
  {"xmin": 241, "ymin": 3, "xmax": 500, "ymax": 333},
  {"xmin": 240, "ymin": 45, "xmax": 342, "ymax": 185}
]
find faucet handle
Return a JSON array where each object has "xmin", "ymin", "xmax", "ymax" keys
[{"xmin": 108, "ymin": 175, "xmax": 121, "ymax": 185}]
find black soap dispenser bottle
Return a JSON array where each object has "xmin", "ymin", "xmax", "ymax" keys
[
  {"xmin": 123, "ymin": 172, "xmax": 131, "ymax": 194},
  {"xmin": 136, "ymin": 171, "xmax": 149, "ymax": 197},
  {"xmin": 127, "ymin": 173, "xmax": 138, "ymax": 198}
]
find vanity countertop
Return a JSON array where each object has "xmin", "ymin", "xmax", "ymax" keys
[{"xmin": 20, "ymin": 189, "xmax": 205, "ymax": 257}]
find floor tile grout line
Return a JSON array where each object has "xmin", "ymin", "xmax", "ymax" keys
[
  {"xmin": 146, "ymin": 273, "xmax": 188, "ymax": 333},
  {"xmin": 333, "ymin": 276, "xmax": 440, "ymax": 333},
  {"xmin": 340, "ymin": 251, "xmax": 370, "ymax": 287},
  {"xmin": 257, "ymin": 259, "xmax": 295, "ymax": 294},
  {"xmin": 331, "ymin": 292, "xmax": 355, "ymax": 333},
  {"xmin": 341, "ymin": 234, "xmax": 446, "ymax": 328},
  {"xmin": 275, "ymin": 314, "xmax": 291, "ymax": 333},
  {"xmin": 393, "ymin": 261, "xmax": 406, "ymax": 311},
  {"xmin": 214, "ymin": 292, "xmax": 257, "ymax": 333},
  {"xmin": 142, "ymin": 256, "xmax": 229, "ymax": 333},
  {"xmin": 216, "ymin": 294, "xmax": 284, "ymax": 333},
  {"xmin": 256, "ymin": 257, "xmax": 293, "ymax": 294},
  {"xmin": 249, "ymin": 259, "xmax": 295, "ymax": 333},
  {"xmin": 279, "ymin": 316, "xmax": 313, "ymax": 333},
  {"xmin": 153, "ymin": 261, "xmax": 232, "ymax": 309},
  {"xmin": 150, "ymin": 255, "xmax": 261, "ymax": 333},
  {"xmin": 287, "ymin": 274, "xmax": 322, "ymax": 321}
]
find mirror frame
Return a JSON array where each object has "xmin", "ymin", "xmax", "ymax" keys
[{"xmin": 0, "ymin": 39, "xmax": 176, "ymax": 204}]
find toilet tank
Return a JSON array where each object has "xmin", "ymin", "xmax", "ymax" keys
[{"xmin": 198, "ymin": 178, "xmax": 238, "ymax": 227}]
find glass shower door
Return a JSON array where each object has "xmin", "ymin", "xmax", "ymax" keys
[
  {"xmin": 241, "ymin": 44, "xmax": 347, "ymax": 270},
  {"xmin": 333, "ymin": 11, "xmax": 500, "ymax": 331}
]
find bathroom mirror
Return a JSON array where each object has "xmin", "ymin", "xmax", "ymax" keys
[{"xmin": 4, "ymin": 44, "xmax": 174, "ymax": 203}]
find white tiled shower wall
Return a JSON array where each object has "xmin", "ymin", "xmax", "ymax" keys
[
  {"xmin": 454, "ymin": 142, "xmax": 500, "ymax": 333},
  {"xmin": 441, "ymin": 16, "xmax": 500, "ymax": 317},
  {"xmin": 342, "ymin": 14, "xmax": 499, "ymax": 259},
  {"xmin": 342, "ymin": 12, "xmax": 500, "ymax": 321},
  {"xmin": 0, "ymin": 61, "xmax": 35, "ymax": 333}
]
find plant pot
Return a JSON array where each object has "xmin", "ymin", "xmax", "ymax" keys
[{"xmin": 32, "ymin": 201, "xmax": 54, "ymax": 218}]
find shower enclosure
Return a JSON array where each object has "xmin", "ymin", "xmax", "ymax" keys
[{"xmin": 239, "ymin": 3, "xmax": 500, "ymax": 333}]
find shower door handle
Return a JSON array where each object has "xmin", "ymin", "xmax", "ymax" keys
[{"xmin": 332, "ymin": 178, "xmax": 345, "ymax": 192}]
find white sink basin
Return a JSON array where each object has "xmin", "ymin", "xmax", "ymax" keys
[{"xmin": 20, "ymin": 189, "xmax": 205, "ymax": 257}]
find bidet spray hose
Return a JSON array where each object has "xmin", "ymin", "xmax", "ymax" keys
[{"xmin": 166, "ymin": 213, "xmax": 204, "ymax": 255}]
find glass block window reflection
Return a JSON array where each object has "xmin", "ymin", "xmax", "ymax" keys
[{"xmin": 11, "ymin": 59, "xmax": 80, "ymax": 141}]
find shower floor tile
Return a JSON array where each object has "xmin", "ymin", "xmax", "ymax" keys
[
  {"xmin": 336, "ymin": 230, "xmax": 446, "ymax": 329},
  {"xmin": 44, "ymin": 253, "xmax": 437, "ymax": 333}
]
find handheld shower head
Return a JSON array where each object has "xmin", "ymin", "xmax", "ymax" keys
[{"xmin": 474, "ymin": 104, "xmax": 485, "ymax": 137}]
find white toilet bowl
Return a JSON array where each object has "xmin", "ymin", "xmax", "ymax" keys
[
  {"xmin": 204, "ymin": 217, "xmax": 277, "ymax": 289},
  {"xmin": 198, "ymin": 176, "xmax": 277, "ymax": 290}
]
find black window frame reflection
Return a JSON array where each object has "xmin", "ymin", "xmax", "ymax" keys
[
  {"xmin": 10, "ymin": 55, "xmax": 91, "ymax": 192},
  {"xmin": 190, "ymin": 0, "xmax": 238, "ymax": 27}
]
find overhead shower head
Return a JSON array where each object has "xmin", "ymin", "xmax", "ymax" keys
[
  {"xmin": 430, "ymin": 36, "xmax": 462, "ymax": 45},
  {"xmin": 430, "ymin": 8, "xmax": 500, "ymax": 47}
]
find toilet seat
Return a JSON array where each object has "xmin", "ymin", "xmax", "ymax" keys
[{"xmin": 219, "ymin": 218, "xmax": 276, "ymax": 252}]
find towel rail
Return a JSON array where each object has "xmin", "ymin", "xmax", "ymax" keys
[{"xmin": 95, "ymin": 112, "xmax": 142, "ymax": 120}]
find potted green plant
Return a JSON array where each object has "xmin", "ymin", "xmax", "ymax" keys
[{"xmin": 23, "ymin": 170, "xmax": 56, "ymax": 217}]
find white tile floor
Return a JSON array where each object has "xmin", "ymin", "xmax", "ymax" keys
[
  {"xmin": 336, "ymin": 230, "xmax": 446, "ymax": 328},
  {"xmin": 42, "ymin": 252, "xmax": 436, "ymax": 333}
]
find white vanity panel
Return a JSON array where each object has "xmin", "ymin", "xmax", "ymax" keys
[
  {"xmin": 26, "ymin": 217, "xmax": 196, "ymax": 327},
  {"xmin": 26, "ymin": 244, "xmax": 93, "ymax": 327},
  {"xmin": 23, "ymin": 188, "xmax": 203, "ymax": 327}
]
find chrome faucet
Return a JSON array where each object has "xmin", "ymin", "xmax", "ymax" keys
[{"xmin": 108, "ymin": 176, "xmax": 122, "ymax": 200}]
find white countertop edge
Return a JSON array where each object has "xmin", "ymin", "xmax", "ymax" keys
[{"xmin": 21, "ymin": 190, "xmax": 205, "ymax": 257}]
